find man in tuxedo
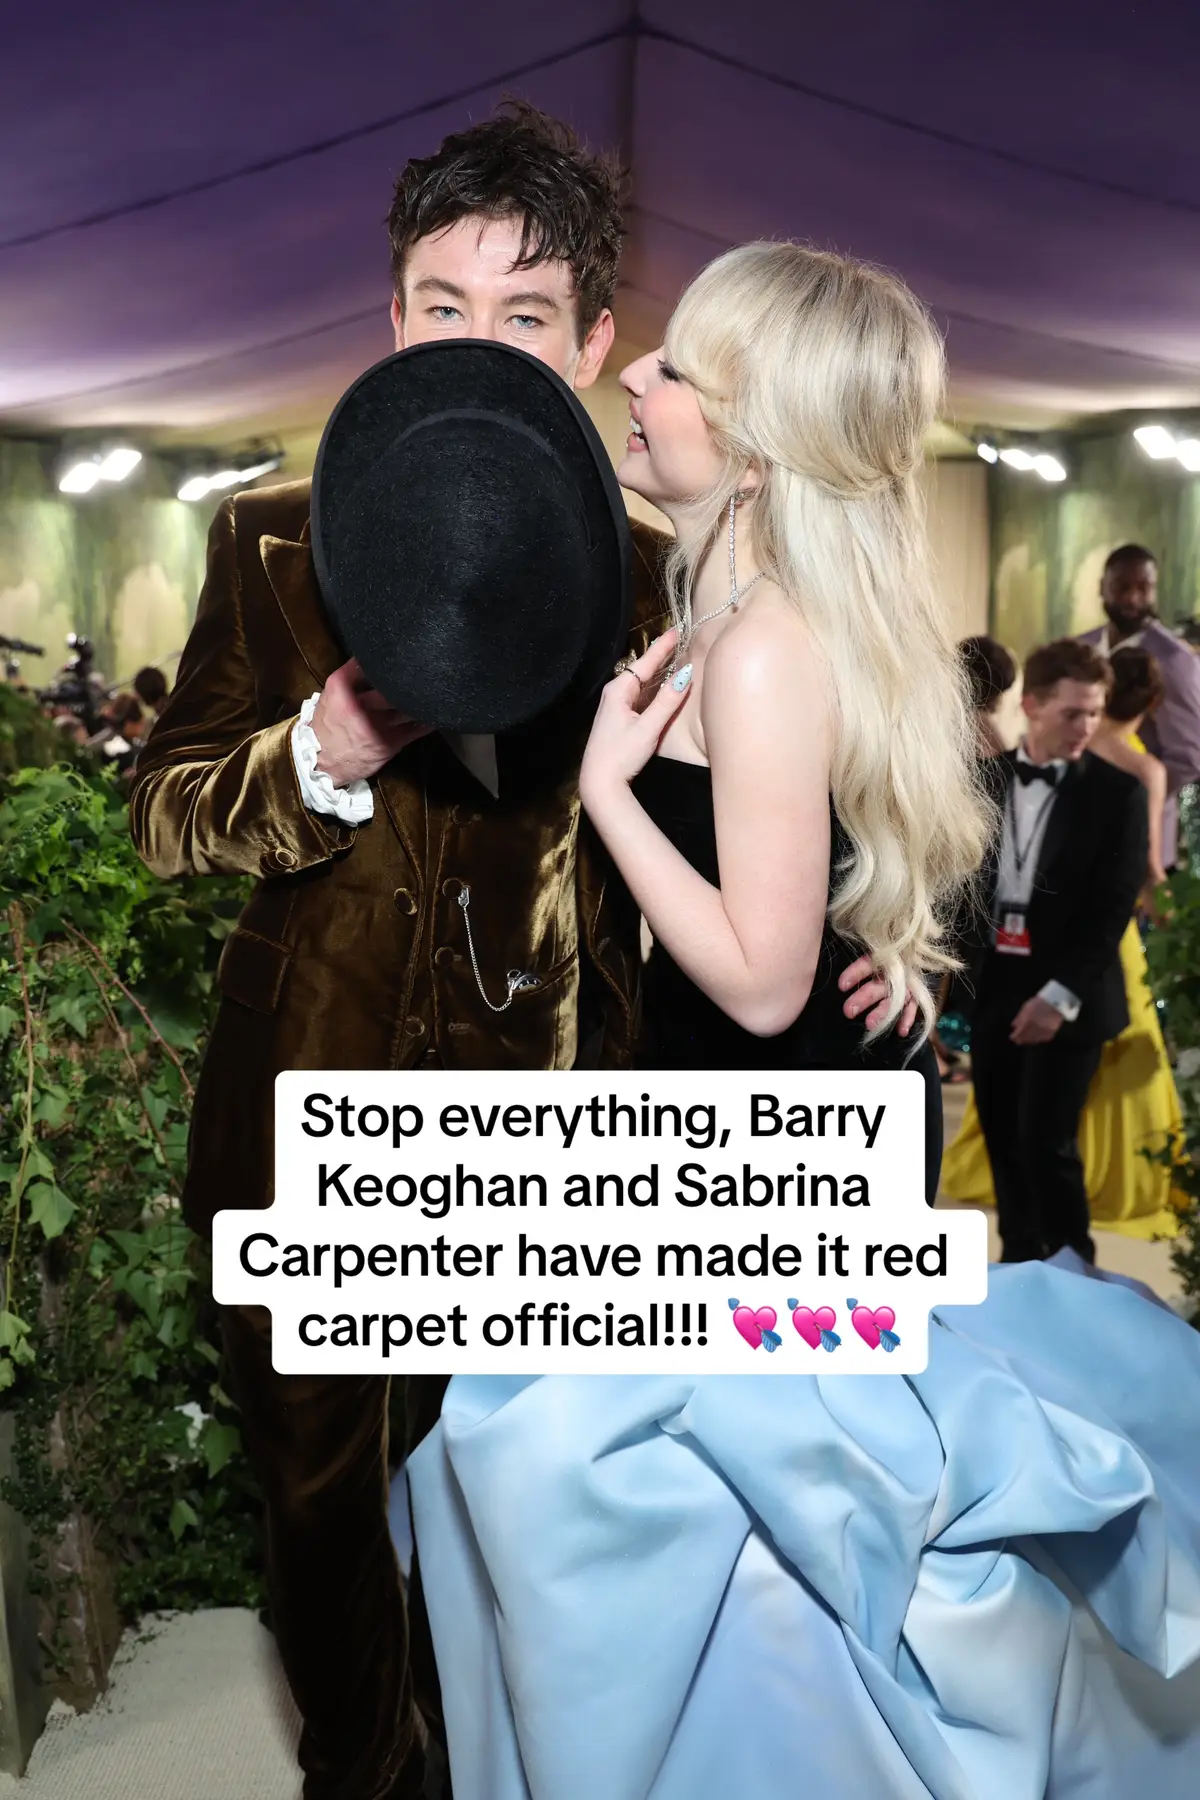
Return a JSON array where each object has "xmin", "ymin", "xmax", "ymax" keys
[
  {"xmin": 967, "ymin": 638, "xmax": 1148, "ymax": 1264},
  {"xmin": 1078, "ymin": 544, "xmax": 1200, "ymax": 866}
]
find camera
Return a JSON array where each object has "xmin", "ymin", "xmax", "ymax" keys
[{"xmin": 37, "ymin": 633, "xmax": 103, "ymax": 733}]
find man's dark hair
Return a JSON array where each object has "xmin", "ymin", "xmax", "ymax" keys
[
  {"xmin": 133, "ymin": 666, "xmax": 168, "ymax": 707},
  {"xmin": 959, "ymin": 635, "xmax": 1017, "ymax": 712},
  {"xmin": 1023, "ymin": 637, "xmax": 1113, "ymax": 700},
  {"xmin": 1104, "ymin": 542, "xmax": 1157, "ymax": 575},
  {"xmin": 387, "ymin": 101, "xmax": 625, "ymax": 337},
  {"xmin": 1107, "ymin": 646, "xmax": 1165, "ymax": 722}
]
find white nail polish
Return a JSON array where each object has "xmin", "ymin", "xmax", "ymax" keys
[{"xmin": 670, "ymin": 663, "xmax": 693, "ymax": 692}]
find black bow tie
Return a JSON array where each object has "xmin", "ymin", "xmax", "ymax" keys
[{"xmin": 1015, "ymin": 760, "xmax": 1060, "ymax": 789}]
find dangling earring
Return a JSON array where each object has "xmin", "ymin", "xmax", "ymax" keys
[{"xmin": 667, "ymin": 492, "xmax": 764, "ymax": 682}]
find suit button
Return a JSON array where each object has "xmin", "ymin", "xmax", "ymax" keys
[
  {"xmin": 393, "ymin": 888, "xmax": 417, "ymax": 915},
  {"xmin": 405, "ymin": 1015, "xmax": 426, "ymax": 1037},
  {"xmin": 442, "ymin": 878, "xmax": 463, "ymax": 898},
  {"xmin": 434, "ymin": 946, "xmax": 459, "ymax": 966}
]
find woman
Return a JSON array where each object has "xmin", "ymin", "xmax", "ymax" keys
[
  {"xmin": 406, "ymin": 247, "xmax": 1200, "ymax": 1800},
  {"xmin": 960, "ymin": 632, "xmax": 1018, "ymax": 759},
  {"xmin": 943, "ymin": 646, "xmax": 1188, "ymax": 1238},
  {"xmin": 935, "ymin": 634, "xmax": 1020, "ymax": 1079}
]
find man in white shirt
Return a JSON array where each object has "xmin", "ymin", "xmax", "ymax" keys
[
  {"xmin": 1078, "ymin": 544, "xmax": 1200, "ymax": 865},
  {"xmin": 966, "ymin": 639, "xmax": 1148, "ymax": 1263}
]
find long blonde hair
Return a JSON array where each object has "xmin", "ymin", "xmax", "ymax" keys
[{"xmin": 663, "ymin": 241, "xmax": 992, "ymax": 1034}]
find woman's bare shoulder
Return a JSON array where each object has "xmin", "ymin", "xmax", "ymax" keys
[{"xmin": 702, "ymin": 588, "xmax": 831, "ymax": 755}]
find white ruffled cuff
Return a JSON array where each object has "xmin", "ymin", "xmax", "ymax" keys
[{"xmin": 291, "ymin": 693, "xmax": 374, "ymax": 825}]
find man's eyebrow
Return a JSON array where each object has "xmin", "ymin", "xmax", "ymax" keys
[
  {"xmin": 502, "ymin": 289, "xmax": 562, "ymax": 311},
  {"xmin": 411, "ymin": 277, "xmax": 469, "ymax": 301}
]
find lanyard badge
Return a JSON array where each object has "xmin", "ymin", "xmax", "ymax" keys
[{"xmin": 993, "ymin": 901, "xmax": 1032, "ymax": 956}]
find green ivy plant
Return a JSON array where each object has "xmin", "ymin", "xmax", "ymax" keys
[
  {"xmin": 1143, "ymin": 866, "xmax": 1200, "ymax": 1325},
  {"xmin": 0, "ymin": 735, "xmax": 262, "ymax": 1678}
]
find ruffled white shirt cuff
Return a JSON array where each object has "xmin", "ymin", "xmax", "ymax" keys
[{"xmin": 291, "ymin": 693, "xmax": 374, "ymax": 825}]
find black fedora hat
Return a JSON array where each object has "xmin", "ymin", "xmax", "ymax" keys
[{"xmin": 310, "ymin": 340, "xmax": 632, "ymax": 734}]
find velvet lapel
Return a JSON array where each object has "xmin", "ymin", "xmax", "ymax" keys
[
  {"xmin": 259, "ymin": 529, "xmax": 346, "ymax": 690},
  {"xmin": 259, "ymin": 527, "xmax": 423, "ymax": 874}
]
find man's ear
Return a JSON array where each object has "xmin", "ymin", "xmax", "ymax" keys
[
  {"xmin": 1021, "ymin": 691, "xmax": 1038, "ymax": 722},
  {"xmin": 572, "ymin": 308, "xmax": 615, "ymax": 391},
  {"xmin": 391, "ymin": 294, "xmax": 405, "ymax": 352}
]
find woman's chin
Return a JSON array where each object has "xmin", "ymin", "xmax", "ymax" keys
[{"xmin": 615, "ymin": 451, "xmax": 654, "ymax": 498}]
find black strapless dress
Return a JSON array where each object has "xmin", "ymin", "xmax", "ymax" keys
[{"xmin": 630, "ymin": 757, "xmax": 942, "ymax": 1200}]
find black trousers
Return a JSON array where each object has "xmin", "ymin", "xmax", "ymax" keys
[{"xmin": 970, "ymin": 1014, "xmax": 1102, "ymax": 1262}]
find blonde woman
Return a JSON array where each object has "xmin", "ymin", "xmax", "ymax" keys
[
  {"xmin": 577, "ymin": 243, "xmax": 990, "ymax": 1202},
  {"xmin": 407, "ymin": 247, "xmax": 1200, "ymax": 1800}
]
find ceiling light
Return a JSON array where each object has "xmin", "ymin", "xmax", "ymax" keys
[
  {"xmin": 976, "ymin": 442, "xmax": 998, "ymax": 463},
  {"xmin": 999, "ymin": 448, "xmax": 1035, "ymax": 471},
  {"xmin": 97, "ymin": 446, "xmax": 142, "ymax": 482},
  {"xmin": 1175, "ymin": 439, "xmax": 1200, "ymax": 472},
  {"xmin": 176, "ymin": 452, "xmax": 283, "ymax": 501},
  {"xmin": 1033, "ymin": 454, "xmax": 1067, "ymax": 483},
  {"xmin": 58, "ymin": 461, "xmax": 102, "ymax": 494},
  {"xmin": 1134, "ymin": 425, "xmax": 1178, "ymax": 460}
]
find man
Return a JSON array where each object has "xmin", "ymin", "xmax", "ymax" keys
[
  {"xmin": 1078, "ymin": 544, "xmax": 1200, "ymax": 865},
  {"xmin": 965, "ymin": 639, "xmax": 1148, "ymax": 1265},
  {"xmin": 130, "ymin": 102, "xmax": 898, "ymax": 1800}
]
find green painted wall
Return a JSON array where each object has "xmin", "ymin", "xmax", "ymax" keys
[
  {"xmin": 990, "ymin": 426, "xmax": 1200, "ymax": 655},
  {"xmin": 0, "ymin": 440, "xmax": 215, "ymax": 695}
]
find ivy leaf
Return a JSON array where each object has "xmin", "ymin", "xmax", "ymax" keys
[
  {"xmin": 0, "ymin": 1310, "xmax": 31, "ymax": 1352},
  {"xmin": 0, "ymin": 1004, "xmax": 19, "ymax": 1039},
  {"xmin": 129, "ymin": 1348, "xmax": 161, "ymax": 1381},
  {"xmin": 156, "ymin": 1306, "xmax": 189, "ymax": 1349},
  {"xmin": 28, "ymin": 1181, "xmax": 76, "ymax": 1240},
  {"xmin": 47, "ymin": 994, "xmax": 91, "ymax": 1039},
  {"xmin": 132, "ymin": 988, "xmax": 202, "ymax": 1051},
  {"xmin": 169, "ymin": 1498, "xmax": 200, "ymax": 1542},
  {"xmin": 140, "ymin": 1086, "xmax": 170, "ymax": 1132},
  {"xmin": 120, "ymin": 1269, "xmax": 162, "ymax": 1326},
  {"xmin": 200, "ymin": 1420, "xmax": 241, "ymax": 1480},
  {"xmin": 32, "ymin": 1085, "xmax": 70, "ymax": 1129},
  {"xmin": 19, "ymin": 1145, "xmax": 55, "ymax": 1187}
]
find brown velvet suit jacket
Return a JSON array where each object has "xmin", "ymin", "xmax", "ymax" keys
[{"xmin": 129, "ymin": 480, "xmax": 668, "ymax": 1234}]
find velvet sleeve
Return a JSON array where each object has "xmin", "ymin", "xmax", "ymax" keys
[{"xmin": 128, "ymin": 499, "xmax": 355, "ymax": 880}]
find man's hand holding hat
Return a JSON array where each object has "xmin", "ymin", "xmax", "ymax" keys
[{"xmin": 312, "ymin": 658, "xmax": 432, "ymax": 788}]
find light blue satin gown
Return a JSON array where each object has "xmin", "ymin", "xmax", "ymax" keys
[
  {"xmin": 403, "ymin": 764, "xmax": 1200, "ymax": 1797},
  {"xmin": 405, "ymin": 1257, "xmax": 1200, "ymax": 1800}
]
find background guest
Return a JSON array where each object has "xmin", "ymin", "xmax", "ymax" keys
[
  {"xmin": 1089, "ymin": 647, "xmax": 1168, "ymax": 909},
  {"xmin": 133, "ymin": 665, "xmax": 171, "ymax": 720},
  {"xmin": 934, "ymin": 634, "xmax": 1021, "ymax": 1082},
  {"xmin": 1078, "ymin": 545, "xmax": 1200, "ymax": 867},
  {"xmin": 959, "ymin": 633, "xmax": 1018, "ymax": 758},
  {"xmin": 945, "ymin": 641, "xmax": 1187, "ymax": 1240},
  {"xmin": 955, "ymin": 638, "xmax": 1147, "ymax": 1262}
]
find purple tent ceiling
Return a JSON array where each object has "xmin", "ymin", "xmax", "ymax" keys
[{"xmin": 3, "ymin": 1, "xmax": 1200, "ymax": 444}]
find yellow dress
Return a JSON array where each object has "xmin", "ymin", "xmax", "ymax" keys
[{"xmin": 941, "ymin": 745, "xmax": 1187, "ymax": 1238}]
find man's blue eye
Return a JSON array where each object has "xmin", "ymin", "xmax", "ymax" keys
[{"xmin": 512, "ymin": 316, "xmax": 541, "ymax": 330}]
